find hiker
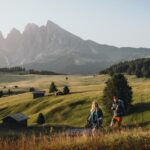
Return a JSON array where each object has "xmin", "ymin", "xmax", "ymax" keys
[
  {"xmin": 110, "ymin": 96, "xmax": 125, "ymax": 127},
  {"xmin": 87, "ymin": 100, "xmax": 103, "ymax": 136}
]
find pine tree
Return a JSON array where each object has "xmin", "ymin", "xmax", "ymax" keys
[
  {"xmin": 102, "ymin": 74, "xmax": 132, "ymax": 113},
  {"xmin": 63, "ymin": 85, "xmax": 70, "ymax": 95},
  {"xmin": 0, "ymin": 90, "xmax": 3, "ymax": 97},
  {"xmin": 135, "ymin": 67, "xmax": 143, "ymax": 78},
  {"xmin": 8, "ymin": 89, "xmax": 13, "ymax": 95},
  {"xmin": 49, "ymin": 82, "xmax": 58, "ymax": 93},
  {"xmin": 36, "ymin": 113, "xmax": 45, "ymax": 124}
]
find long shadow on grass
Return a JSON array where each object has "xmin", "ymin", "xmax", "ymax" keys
[
  {"xmin": 0, "ymin": 123, "xmax": 83, "ymax": 138},
  {"xmin": 129, "ymin": 102, "xmax": 150, "ymax": 114},
  {"xmin": 45, "ymin": 99, "xmax": 87, "ymax": 120},
  {"xmin": 125, "ymin": 121, "xmax": 150, "ymax": 128},
  {"xmin": 70, "ymin": 90, "xmax": 96, "ymax": 94}
]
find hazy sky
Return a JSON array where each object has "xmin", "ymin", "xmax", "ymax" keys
[{"xmin": 0, "ymin": 0, "xmax": 150, "ymax": 48}]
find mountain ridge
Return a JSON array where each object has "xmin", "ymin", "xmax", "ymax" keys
[{"xmin": 0, "ymin": 20, "xmax": 150, "ymax": 74}]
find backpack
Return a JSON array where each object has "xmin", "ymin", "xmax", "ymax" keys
[{"xmin": 117, "ymin": 99, "xmax": 125, "ymax": 116}]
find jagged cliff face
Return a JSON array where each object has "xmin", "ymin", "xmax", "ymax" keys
[{"xmin": 0, "ymin": 20, "xmax": 150, "ymax": 74}]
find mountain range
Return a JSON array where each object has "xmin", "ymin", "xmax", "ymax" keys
[{"xmin": 0, "ymin": 20, "xmax": 150, "ymax": 74}]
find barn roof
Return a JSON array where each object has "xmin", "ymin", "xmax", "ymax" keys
[
  {"xmin": 32, "ymin": 91, "xmax": 45, "ymax": 94},
  {"xmin": 3, "ymin": 113, "xmax": 28, "ymax": 122}
]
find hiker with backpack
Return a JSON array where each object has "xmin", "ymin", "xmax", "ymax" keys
[
  {"xmin": 86, "ymin": 100, "xmax": 103, "ymax": 136},
  {"xmin": 110, "ymin": 96, "xmax": 125, "ymax": 127}
]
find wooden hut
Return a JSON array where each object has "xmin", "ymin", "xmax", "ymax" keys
[
  {"xmin": 54, "ymin": 90, "xmax": 64, "ymax": 96},
  {"xmin": 2, "ymin": 113, "xmax": 28, "ymax": 128},
  {"xmin": 32, "ymin": 91, "xmax": 45, "ymax": 99}
]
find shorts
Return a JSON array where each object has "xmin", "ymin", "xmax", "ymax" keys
[{"xmin": 111, "ymin": 116, "xmax": 122, "ymax": 125}]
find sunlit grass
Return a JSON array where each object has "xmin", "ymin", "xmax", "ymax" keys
[
  {"xmin": 0, "ymin": 74, "xmax": 149, "ymax": 128},
  {"xmin": 0, "ymin": 128, "xmax": 149, "ymax": 150}
]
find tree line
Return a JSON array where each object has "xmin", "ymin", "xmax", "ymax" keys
[
  {"xmin": 100, "ymin": 58, "xmax": 150, "ymax": 78},
  {"xmin": 0, "ymin": 67, "xmax": 61, "ymax": 75},
  {"xmin": 0, "ymin": 67, "xmax": 25, "ymax": 73}
]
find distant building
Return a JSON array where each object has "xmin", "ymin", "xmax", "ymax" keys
[
  {"xmin": 2, "ymin": 113, "xmax": 28, "ymax": 128},
  {"xmin": 14, "ymin": 85, "xmax": 19, "ymax": 88},
  {"xmin": 32, "ymin": 91, "xmax": 45, "ymax": 99},
  {"xmin": 54, "ymin": 90, "xmax": 64, "ymax": 96}
]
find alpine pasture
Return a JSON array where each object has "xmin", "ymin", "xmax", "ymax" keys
[
  {"xmin": 0, "ymin": 73, "xmax": 149, "ymax": 128},
  {"xmin": 0, "ymin": 74, "xmax": 150, "ymax": 150}
]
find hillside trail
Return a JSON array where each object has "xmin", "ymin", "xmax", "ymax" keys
[{"xmin": 64, "ymin": 126, "xmax": 126, "ymax": 137}]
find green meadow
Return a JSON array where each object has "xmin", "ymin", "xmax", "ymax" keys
[{"xmin": 0, "ymin": 73, "xmax": 149, "ymax": 128}]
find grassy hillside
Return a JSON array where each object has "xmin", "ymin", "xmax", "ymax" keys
[{"xmin": 0, "ymin": 74, "xmax": 149, "ymax": 128}]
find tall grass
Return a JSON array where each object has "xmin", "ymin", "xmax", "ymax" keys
[{"xmin": 0, "ymin": 128, "xmax": 149, "ymax": 150}]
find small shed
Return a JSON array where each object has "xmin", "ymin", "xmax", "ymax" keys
[
  {"xmin": 54, "ymin": 91, "xmax": 64, "ymax": 96},
  {"xmin": 2, "ymin": 113, "xmax": 28, "ymax": 128},
  {"xmin": 32, "ymin": 91, "xmax": 45, "ymax": 99}
]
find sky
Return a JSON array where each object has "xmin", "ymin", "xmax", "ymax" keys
[{"xmin": 0, "ymin": 0, "xmax": 150, "ymax": 48}]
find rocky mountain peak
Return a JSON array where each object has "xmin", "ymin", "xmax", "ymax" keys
[
  {"xmin": 6, "ymin": 28, "xmax": 21, "ymax": 38},
  {"xmin": 24, "ymin": 23, "xmax": 39, "ymax": 33},
  {"xmin": 0, "ymin": 20, "xmax": 150, "ymax": 74},
  {"xmin": 0, "ymin": 31, "xmax": 4, "ymax": 40}
]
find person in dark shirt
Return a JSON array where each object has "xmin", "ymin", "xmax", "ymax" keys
[{"xmin": 110, "ymin": 96, "xmax": 125, "ymax": 127}]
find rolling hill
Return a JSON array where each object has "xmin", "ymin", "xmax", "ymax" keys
[{"xmin": 0, "ymin": 74, "xmax": 149, "ymax": 128}]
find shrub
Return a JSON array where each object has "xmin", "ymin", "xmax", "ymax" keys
[
  {"xmin": 0, "ymin": 91, "xmax": 3, "ymax": 97},
  {"xmin": 135, "ymin": 68, "xmax": 143, "ymax": 78},
  {"xmin": 36, "ymin": 113, "xmax": 45, "ymax": 124},
  {"xmin": 8, "ymin": 89, "xmax": 13, "ymax": 95},
  {"xmin": 29, "ymin": 87, "xmax": 35, "ymax": 92},
  {"xmin": 14, "ymin": 86, "xmax": 18, "ymax": 88},
  {"xmin": 63, "ymin": 85, "xmax": 70, "ymax": 95},
  {"xmin": 49, "ymin": 82, "xmax": 58, "ymax": 93}
]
